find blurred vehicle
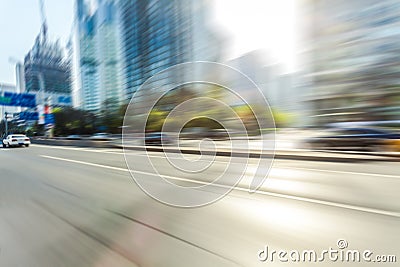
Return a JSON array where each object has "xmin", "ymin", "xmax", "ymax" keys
[
  {"xmin": 308, "ymin": 128, "xmax": 400, "ymax": 151},
  {"xmin": 208, "ymin": 129, "xmax": 229, "ymax": 140},
  {"xmin": 145, "ymin": 132, "xmax": 171, "ymax": 145},
  {"xmin": 179, "ymin": 127, "xmax": 209, "ymax": 139},
  {"xmin": 89, "ymin": 133, "xmax": 112, "ymax": 141},
  {"xmin": 2, "ymin": 134, "xmax": 30, "ymax": 148},
  {"xmin": 179, "ymin": 127, "xmax": 229, "ymax": 140},
  {"xmin": 66, "ymin": 135, "xmax": 82, "ymax": 140}
]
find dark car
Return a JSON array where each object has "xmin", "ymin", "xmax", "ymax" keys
[
  {"xmin": 308, "ymin": 127, "xmax": 400, "ymax": 151},
  {"xmin": 145, "ymin": 132, "xmax": 171, "ymax": 145}
]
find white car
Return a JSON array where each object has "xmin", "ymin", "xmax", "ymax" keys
[{"xmin": 2, "ymin": 134, "xmax": 31, "ymax": 148}]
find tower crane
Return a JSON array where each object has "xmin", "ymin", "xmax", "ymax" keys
[{"xmin": 39, "ymin": 0, "xmax": 48, "ymax": 43}]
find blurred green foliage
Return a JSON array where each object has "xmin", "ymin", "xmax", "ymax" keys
[
  {"xmin": 47, "ymin": 99, "xmax": 128, "ymax": 136},
  {"xmin": 52, "ymin": 107, "xmax": 97, "ymax": 135},
  {"xmin": 143, "ymin": 84, "xmax": 295, "ymax": 135},
  {"xmin": 271, "ymin": 108, "xmax": 296, "ymax": 128}
]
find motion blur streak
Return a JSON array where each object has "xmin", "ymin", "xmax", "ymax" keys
[
  {"xmin": 1, "ymin": 0, "xmax": 400, "ymax": 266},
  {"xmin": 0, "ymin": 145, "xmax": 399, "ymax": 266}
]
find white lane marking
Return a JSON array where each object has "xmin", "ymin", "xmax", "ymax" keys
[
  {"xmin": 32, "ymin": 144, "xmax": 89, "ymax": 150},
  {"xmin": 32, "ymin": 144, "xmax": 123, "ymax": 154},
  {"xmin": 92, "ymin": 148, "xmax": 122, "ymax": 154},
  {"xmin": 281, "ymin": 166, "xmax": 400, "ymax": 179},
  {"xmin": 41, "ymin": 155, "xmax": 128, "ymax": 172},
  {"xmin": 39, "ymin": 155, "xmax": 400, "ymax": 218},
  {"xmin": 81, "ymin": 149, "xmax": 123, "ymax": 154},
  {"xmin": 34, "ymin": 144, "xmax": 400, "ymax": 178}
]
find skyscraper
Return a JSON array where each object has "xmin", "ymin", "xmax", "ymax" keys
[
  {"xmin": 76, "ymin": 0, "xmax": 123, "ymax": 112},
  {"xmin": 24, "ymin": 31, "xmax": 72, "ymax": 107},
  {"xmin": 305, "ymin": 0, "xmax": 400, "ymax": 124},
  {"xmin": 118, "ymin": 0, "xmax": 221, "ymax": 101}
]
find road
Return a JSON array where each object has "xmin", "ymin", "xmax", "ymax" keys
[{"xmin": 0, "ymin": 144, "xmax": 399, "ymax": 266}]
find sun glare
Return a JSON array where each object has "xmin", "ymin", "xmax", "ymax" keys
[{"xmin": 214, "ymin": 0, "xmax": 296, "ymax": 72}]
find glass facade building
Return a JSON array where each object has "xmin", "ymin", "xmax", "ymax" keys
[
  {"xmin": 118, "ymin": 0, "xmax": 220, "ymax": 101},
  {"xmin": 76, "ymin": 0, "xmax": 123, "ymax": 112},
  {"xmin": 305, "ymin": 0, "xmax": 400, "ymax": 124}
]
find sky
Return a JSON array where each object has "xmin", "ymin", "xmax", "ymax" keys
[
  {"xmin": 0, "ymin": 0, "xmax": 74, "ymax": 84},
  {"xmin": 0, "ymin": 0, "xmax": 296, "ymax": 85}
]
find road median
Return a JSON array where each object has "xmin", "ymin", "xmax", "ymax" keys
[{"xmin": 31, "ymin": 138, "xmax": 400, "ymax": 162}]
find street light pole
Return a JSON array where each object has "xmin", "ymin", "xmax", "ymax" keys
[
  {"xmin": 4, "ymin": 111, "xmax": 8, "ymax": 136},
  {"xmin": 0, "ymin": 85, "xmax": 5, "ymax": 137}
]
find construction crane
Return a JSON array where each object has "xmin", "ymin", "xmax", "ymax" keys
[{"xmin": 39, "ymin": 0, "xmax": 48, "ymax": 43}]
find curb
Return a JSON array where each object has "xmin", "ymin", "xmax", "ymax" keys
[
  {"xmin": 31, "ymin": 139, "xmax": 400, "ymax": 163},
  {"xmin": 32, "ymin": 139, "xmax": 117, "ymax": 149},
  {"xmin": 118, "ymin": 145, "xmax": 400, "ymax": 163}
]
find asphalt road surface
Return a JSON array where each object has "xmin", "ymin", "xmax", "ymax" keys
[{"xmin": 0, "ymin": 144, "xmax": 399, "ymax": 266}]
